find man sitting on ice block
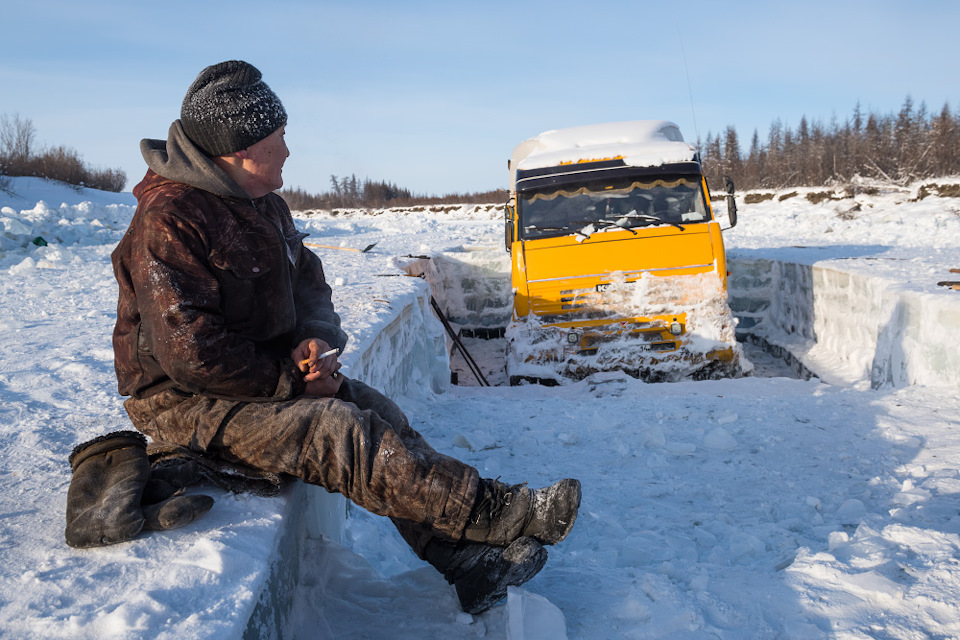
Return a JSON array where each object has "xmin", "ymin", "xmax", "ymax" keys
[{"xmin": 64, "ymin": 60, "xmax": 581, "ymax": 616}]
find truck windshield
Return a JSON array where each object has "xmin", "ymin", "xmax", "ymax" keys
[{"xmin": 519, "ymin": 175, "xmax": 709, "ymax": 240}]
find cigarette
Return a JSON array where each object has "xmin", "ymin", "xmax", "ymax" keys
[{"xmin": 300, "ymin": 348, "xmax": 339, "ymax": 368}]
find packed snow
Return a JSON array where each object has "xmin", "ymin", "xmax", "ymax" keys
[
  {"xmin": 509, "ymin": 121, "xmax": 696, "ymax": 180},
  {"xmin": 503, "ymin": 270, "xmax": 743, "ymax": 384},
  {"xmin": 1, "ymin": 175, "xmax": 959, "ymax": 639}
]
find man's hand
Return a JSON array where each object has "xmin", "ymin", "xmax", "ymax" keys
[
  {"xmin": 292, "ymin": 338, "xmax": 343, "ymax": 397},
  {"xmin": 303, "ymin": 375, "xmax": 343, "ymax": 397}
]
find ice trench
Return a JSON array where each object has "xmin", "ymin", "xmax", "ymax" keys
[
  {"xmin": 402, "ymin": 252, "xmax": 806, "ymax": 387},
  {"xmin": 403, "ymin": 249, "xmax": 960, "ymax": 388},
  {"xmin": 243, "ymin": 251, "xmax": 960, "ymax": 638}
]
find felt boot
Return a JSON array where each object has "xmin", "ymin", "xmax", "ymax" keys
[
  {"xmin": 140, "ymin": 457, "xmax": 214, "ymax": 531},
  {"xmin": 65, "ymin": 431, "xmax": 151, "ymax": 548},
  {"xmin": 66, "ymin": 431, "xmax": 216, "ymax": 548},
  {"xmin": 142, "ymin": 494, "xmax": 215, "ymax": 531}
]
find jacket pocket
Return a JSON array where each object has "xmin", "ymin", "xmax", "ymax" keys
[
  {"xmin": 208, "ymin": 249, "xmax": 277, "ymax": 333},
  {"xmin": 210, "ymin": 249, "xmax": 273, "ymax": 279}
]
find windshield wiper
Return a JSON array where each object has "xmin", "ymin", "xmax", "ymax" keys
[
  {"xmin": 525, "ymin": 225, "xmax": 570, "ymax": 232},
  {"xmin": 594, "ymin": 222, "xmax": 637, "ymax": 235},
  {"xmin": 616, "ymin": 213, "xmax": 686, "ymax": 231},
  {"xmin": 568, "ymin": 220, "xmax": 637, "ymax": 239},
  {"xmin": 573, "ymin": 215, "xmax": 685, "ymax": 236}
]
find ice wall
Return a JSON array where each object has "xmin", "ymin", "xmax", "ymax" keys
[
  {"xmin": 346, "ymin": 281, "xmax": 451, "ymax": 393},
  {"xmin": 729, "ymin": 258, "xmax": 960, "ymax": 388},
  {"xmin": 244, "ymin": 278, "xmax": 452, "ymax": 638},
  {"xmin": 404, "ymin": 250, "xmax": 513, "ymax": 328}
]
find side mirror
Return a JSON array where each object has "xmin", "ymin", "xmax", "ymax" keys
[{"xmin": 723, "ymin": 176, "xmax": 738, "ymax": 228}]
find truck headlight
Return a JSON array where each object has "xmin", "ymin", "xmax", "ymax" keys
[
  {"xmin": 669, "ymin": 321, "xmax": 683, "ymax": 336},
  {"xmin": 567, "ymin": 331, "xmax": 580, "ymax": 345}
]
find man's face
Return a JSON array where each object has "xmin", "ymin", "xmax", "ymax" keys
[{"xmin": 242, "ymin": 126, "xmax": 289, "ymax": 196}]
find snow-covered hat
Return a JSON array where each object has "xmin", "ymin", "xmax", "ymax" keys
[{"xmin": 180, "ymin": 60, "xmax": 287, "ymax": 157}]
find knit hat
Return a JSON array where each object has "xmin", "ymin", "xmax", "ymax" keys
[{"xmin": 180, "ymin": 60, "xmax": 287, "ymax": 157}]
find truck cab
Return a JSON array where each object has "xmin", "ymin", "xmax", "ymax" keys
[{"xmin": 504, "ymin": 120, "xmax": 743, "ymax": 384}]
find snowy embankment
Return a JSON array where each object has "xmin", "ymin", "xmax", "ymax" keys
[{"xmin": 1, "ymin": 176, "xmax": 960, "ymax": 639}]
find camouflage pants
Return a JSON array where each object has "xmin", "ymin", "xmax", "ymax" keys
[{"xmin": 123, "ymin": 377, "xmax": 479, "ymax": 546}]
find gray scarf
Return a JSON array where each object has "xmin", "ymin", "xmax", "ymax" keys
[{"xmin": 140, "ymin": 120, "xmax": 251, "ymax": 200}]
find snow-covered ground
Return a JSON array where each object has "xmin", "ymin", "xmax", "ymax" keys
[{"xmin": 1, "ymin": 176, "xmax": 959, "ymax": 639}]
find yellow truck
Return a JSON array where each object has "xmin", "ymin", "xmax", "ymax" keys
[{"xmin": 504, "ymin": 120, "xmax": 744, "ymax": 385}]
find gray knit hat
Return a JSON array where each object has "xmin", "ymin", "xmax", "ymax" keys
[{"xmin": 180, "ymin": 60, "xmax": 287, "ymax": 157}]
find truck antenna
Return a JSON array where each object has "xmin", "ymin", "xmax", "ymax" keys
[{"xmin": 676, "ymin": 28, "xmax": 700, "ymax": 152}]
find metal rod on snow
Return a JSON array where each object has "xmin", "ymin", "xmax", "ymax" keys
[
  {"xmin": 305, "ymin": 242, "xmax": 378, "ymax": 253},
  {"xmin": 430, "ymin": 296, "xmax": 490, "ymax": 387}
]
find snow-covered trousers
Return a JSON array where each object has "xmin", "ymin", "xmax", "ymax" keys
[{"xmin": 122, "ymin": 377, "xmax": 480, "ymax": 546}]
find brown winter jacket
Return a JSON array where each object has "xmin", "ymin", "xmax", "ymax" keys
[{"xmin": 112, "ymin": 121, "xmax": 348, "ymax": 401}]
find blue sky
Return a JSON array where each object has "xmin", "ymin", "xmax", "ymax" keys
[{"xmin": 2, "ymin": 1, "xmax": 958, "ymax": 195}]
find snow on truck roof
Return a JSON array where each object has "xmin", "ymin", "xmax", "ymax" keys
[{"xmin": 509, "ymin": 120, "xmax": 697, "ymax": 188}]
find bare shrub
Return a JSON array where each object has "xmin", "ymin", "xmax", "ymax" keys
[
  {"xmin": 32, "ymin": 146, "xmax": 87, "ymax": 188},
  {"xmin": 86, "ymin": 167, "xmax": 127, "ymax": 192},
  {"xmin": 0, "ymin": 113, "xmax": 36, "ymax": 173},
  {"xmin": 0, "ymin": 113, "xmax": 127, "ymax": 192},
  {"xmin": 744, "ymin": 193, "xmax": 775, "ymax": 204},
  {"xmin": 916, "ymin": 184, "xmax": 935, "ymax": 200},
  {"xmin": 806, "ymin": 192, "xmax": 832, "ymax": 204}
]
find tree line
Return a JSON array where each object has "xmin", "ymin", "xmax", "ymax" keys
[
  {"xmin": 293, "ymin": 96, "xmax": 960, "ymax": 209},
  {"xmin": 6, "ymin": 96, "xmax": 958, "ymax": 201},
  {"xmin": 0, "ymin": 113, "xmax": 126, "ymax": 193},
  {"xmin": 280, "ymin": 174, "xmax": 507, "ymax": 210},
  {"xmin": 700, "ymin": 96, "xmax": 960, "ymax": 191}
]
